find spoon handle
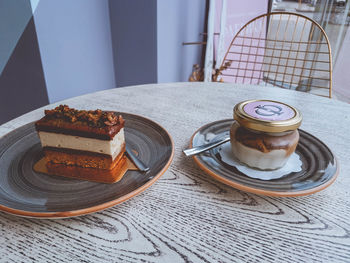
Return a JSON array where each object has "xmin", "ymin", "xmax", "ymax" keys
[
  {"xmin": 125, "ymin": 145, "xmax": 150, "ymax": 172},
  {"xmin": 183, "ymin": 137, "xmax": 230, "ymax": 157}
]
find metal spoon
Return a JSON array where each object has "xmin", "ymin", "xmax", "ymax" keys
[
  {"xmin": 125, "ymin": 145, "xmax": 150, "ymax": 172},
  {"xmin": 183, "ymin": 137, "xmax": 230, "ymax": 157}
]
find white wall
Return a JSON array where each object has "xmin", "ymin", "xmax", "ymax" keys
[
  {"xmin": 157, "ymin": 0, "xmax": 206, "ymax": 82},
  {"xmin": 109, "ymin": 0, "xmax": 158, "ymax": 87},
  {"xmin": 33, "ymin": 0, "xmax": 116, "ymax": 103},
  {"xmin": 0, "ymin": 0, "xmax": 33, "ymax": 75},
  {"xmin": 0, "ymin": 0, "xmax": 49, "ymax": 125}
]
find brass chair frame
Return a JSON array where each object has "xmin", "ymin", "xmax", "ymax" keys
[{"xmin": 219, "ymin": 12, "xmax": 332, "ymax": 98}]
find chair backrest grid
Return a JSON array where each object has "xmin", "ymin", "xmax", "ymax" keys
[
  {"xmin": 250, "ymin": 18, "xmax": 265, "ymax": 85},
  {"xmin": 280, "ymin": 15, "xmax": 299, "ymax": 88},
  {"xmin": 289, "ymin": 18, "xmax": 308, "ymax": 89},
  {"xmin": 234, "ymin": 20, "xmax": 248, "ymax": 83},
  {"xmin": 219, "ymin": 12, "xmax": 332, "ymax": 98},
  {"xmin": 242, "ymin": 20, "xmax": 254, "ymax": 84},
  {"xmin": 265, "ymin": 14, "xmax": 285, "ymax": 87},
  {"xmin": 305, "ymin": 26, "xmax": 326, "ymax": 91}
]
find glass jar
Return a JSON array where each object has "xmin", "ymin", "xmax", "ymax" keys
[{"xmin": 230, "ymin": 100, "xmax": 302, "ymax": 170}]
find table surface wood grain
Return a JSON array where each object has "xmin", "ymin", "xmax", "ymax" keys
[{"xmin": 1, "ymin": 82, "xmax": 349, "ymax": 263}]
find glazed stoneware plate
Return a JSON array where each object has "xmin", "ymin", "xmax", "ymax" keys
[
  {"xmin": 0, "ymin": 113, "xmax": 174, "ymax": 218},
  {"xmin": 190, "ymin": 119, "xmax": 338, "ymax": 197}
]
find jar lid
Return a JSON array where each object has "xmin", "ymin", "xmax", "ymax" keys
[{"xmin": 233, "ymin": 99, "xmax": 302, "ymax": 133}]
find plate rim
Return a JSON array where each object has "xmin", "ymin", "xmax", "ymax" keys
[
  {"xmin": 0, "ymin": 112, "xmax": 175, "ymax": 218},
  {"xmin": 190, "ymin": 119, "xmax": 339, "ymax": 197}
]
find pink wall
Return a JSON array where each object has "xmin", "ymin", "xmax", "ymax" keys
[
  {"xmin": 214, "ymin": 0, "xmax": 268, "ymax": 83},
  {"xmin": 333, "ymin": 27, "xmax": 350, "ymax": 100}
]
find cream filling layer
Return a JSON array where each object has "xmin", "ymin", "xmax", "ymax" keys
[
  {"xmin": 38, "ymin": 128, "xmax": 125, "ymax": 160},
  {"xmin": 230, "ymin": 139, "xmax": 289, "ymax": 170}
]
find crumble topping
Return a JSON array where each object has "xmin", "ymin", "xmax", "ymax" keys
[{"xmin": 44, "ymin": 105, "xmax": 122, "ymax": 127}]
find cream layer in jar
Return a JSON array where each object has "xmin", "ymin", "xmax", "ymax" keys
[{"xmin": 230, "ymin": 122, "xmax": 299, "ymax": 170}]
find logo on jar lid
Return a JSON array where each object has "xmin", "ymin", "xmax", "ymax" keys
[
  {"xmin": 243, "ymin": 101, "xmax": 295, "ymax": 121},
  {"xmin": 233, "ymin": 100, "xmax": 302, "ymax": 133}
]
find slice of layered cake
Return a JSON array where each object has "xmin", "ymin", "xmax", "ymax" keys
[{"xmin": 35, "ymin": 105, "xmax": 125, "ymax": 170}]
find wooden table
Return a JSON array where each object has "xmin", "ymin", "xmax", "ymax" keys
[{"xmin": 1, "ymin": 82, "xmax": 349, "ymax": 262}]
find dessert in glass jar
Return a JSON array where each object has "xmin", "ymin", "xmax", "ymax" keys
[{"xmin": 230, "ymin": 100, "xmax": 302, "ymax": 170}]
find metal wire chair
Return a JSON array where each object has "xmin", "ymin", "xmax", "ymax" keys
[{"xmin": 218, "ymin": 12, "xmax": 332, "ymax": 98}]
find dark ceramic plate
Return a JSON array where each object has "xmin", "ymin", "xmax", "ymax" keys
[
  {"xmin": 190, "ymin": 119, "xmax": 338, "ymax": 197},
  {"xmin": 0, "ymin": 113, "xmax": 174, "ymax": 218}
]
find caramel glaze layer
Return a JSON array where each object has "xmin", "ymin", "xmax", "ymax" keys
[
  {"xmin": 233, "ymin": 126, "xmax": 299, "ymax": 156},
  {"xmin": 35, "ymin": 114, "xmax": 124, "ymax": 140}
]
